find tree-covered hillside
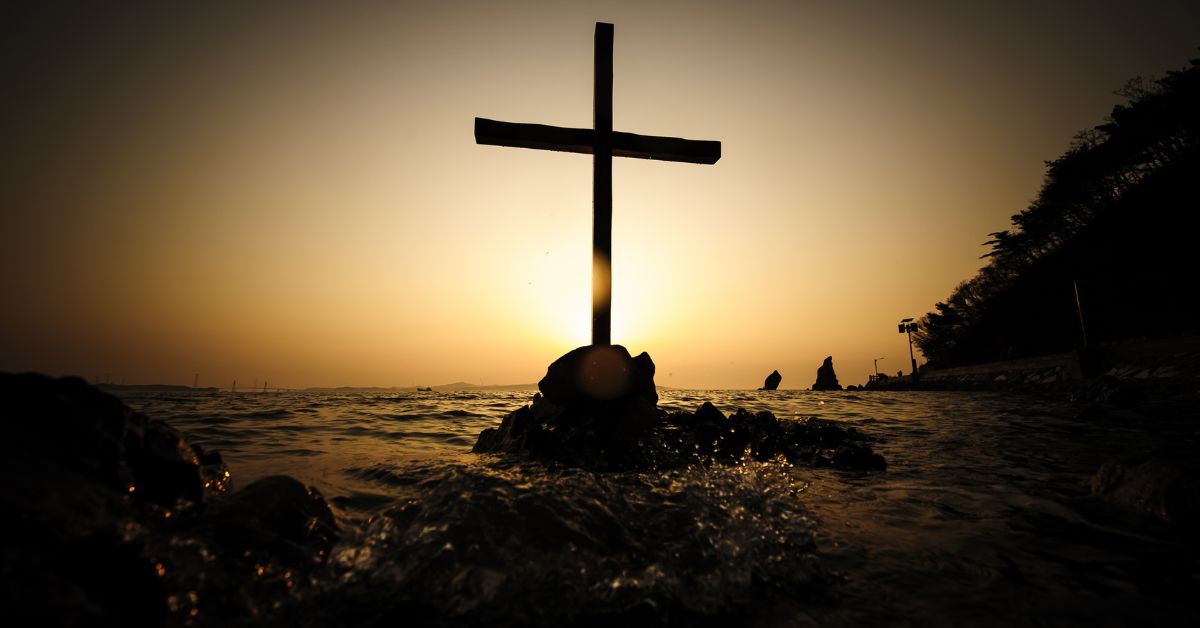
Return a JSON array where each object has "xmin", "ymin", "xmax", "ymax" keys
[{"xmin": 915, "ymin": 56, "xmax": 1200, "ymax": 369}]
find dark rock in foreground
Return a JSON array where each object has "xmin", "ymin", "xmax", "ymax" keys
[
  {"xmin": 475, "ymin": 347, "xmax": 884, "ymax": 471},
  {"xmin": 0, "ymin": 372, "xmax": 337, "ymax": 626},
  {"xmin": 197, "ymin": 475, "xmax": 337, "ymax": 570},
  {"xmin": 812, "ymin": 356, "xmax": 842, "ymax": 391},
  {"xmin": 1091, "ymin": 449, "xmax": 1200, "ymax": 526},
  {"xmin": 760, "ymin": 369, "xmax": 782, "ymax": 390},
  {"xmin": 1, "ymin": 372, "xmax": 232, "ymax": 532},
  {"xmin": 1073, "ymin": 374, "xmax": 1147, "ymax": 404}
]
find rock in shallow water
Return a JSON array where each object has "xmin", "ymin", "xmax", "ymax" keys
[
  {"xmin": 475, "ymin": 347, "xmax": 885, "ymax": 471},
  {"xmin": 475, "ymin": 345, "xmax": 661, "ymax": 463},
  {"xmin": 538, "ymin": 344, "xmax": 658, "ymax": 406},
  {"xmin": 1091, "ymin": 449, "xmax": 1200, "ymax": 526},
  {"xmin": 1073, "ymin": 374, "xmax": 1147, "ymax": 404},
  {"xmin": 812, "ymin": 356, "xmax": 842, "ymax": 391},
  {"xmin": 0, "ymin": 372, "xmax": 337, "ymax": 625},
  {"xmin": 198, "ymin": 475, "xmax": 338, "ymax": 570},
  {"xmin": 0, "ymin": 372, "xmax": 231, "ymax": 534},
  {"xmin": 760, "ymin": 369, "xmax": 782, "ymax": 390}
]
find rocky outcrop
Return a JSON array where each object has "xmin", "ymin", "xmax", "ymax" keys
[
  {"xmin": 759, "ymin": 370, "xmax": 782, "ymax": 390},
  {"xmin": 475, "ymin": 347, "xmax": 884, "ymax": 471},
  {"xmin": 475, "ymin": 345, "xmax": 660, "ymax": 466},
  {"xmin": 0, "ymin": 373, "xmax": 337, "ymax": 625},
  {"xmin": 1073, "ymin": 375, "xmax": 1147, "ymax": 404},
  {"xmin": 475, "ymin": 395, "xmax": 885, "ymax": 471},
  {"xmin": 1, "ymin": 373, "xmax": 231, "ymax": 531},
  {"xmin": 667, "ymin": 402, "xmax": 886, "ymax": 470},
  {"xmin": 812, "ymin": 356, "xmax": 842, "ymax": 391},
  {"xmin": 537, "ymin": 344, "xmax": 658, "ymax": 406},
  {"xmin": 1091, "ymin": 449, "xmax": 1200, "ymax": 526}
]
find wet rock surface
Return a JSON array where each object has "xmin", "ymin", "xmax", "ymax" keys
[
  {"xmin": 1073, "ymin": 374, "xmax": 1148, "ymax": 404},
  {"xmin": 1091, "ymin": 448, "xmax": 1200, "ymax": 526},
  {"xmin": 0, "ymin": 373, "xmax": 336, "ymax": 626},
  {"xmin": 475, "ymin": 347, "xmax": 885, "ymax": 472}
]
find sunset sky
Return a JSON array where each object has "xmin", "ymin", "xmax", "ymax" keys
[{"xmin": 3, "ymin": 1, "xmax": 1198, "ymax": 389}]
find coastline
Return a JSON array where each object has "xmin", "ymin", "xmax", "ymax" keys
[{"xmin": 865, "ymin": 335, "xmax": 1200, "ymax": 400}]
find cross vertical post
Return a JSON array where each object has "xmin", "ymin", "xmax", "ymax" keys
[
  {"xmin": 593, "ymin": 23, "xmax": 614, "ymax": 346},
  {"xmin": 474, "ymin": 22, "xmax": 721, "ymax": 348}
]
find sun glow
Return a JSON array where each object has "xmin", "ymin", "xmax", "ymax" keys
[{"xmin": 5, "ymin": 2, "xmax": 1194, "ymax": 388}]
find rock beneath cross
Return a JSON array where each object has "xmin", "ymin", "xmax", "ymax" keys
[
  {"xmin": 473, "ymin": 345, "xmax": 661, "ymax": 466},
  {"xmin": 538, "ymin": 344, "xmax": 658, "ymax": 407},
  {"xmin": 812, "ymin": 356, "xmax": 842, "ymax": 391},
  {"xmin": 760, "ymin": 370, "xmax": 782, "ymax": 390}
]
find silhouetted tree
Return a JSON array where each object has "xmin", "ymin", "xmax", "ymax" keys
[{"xmin": 916, "ymin": 55, "xmax": 1200, "ymax": 368}]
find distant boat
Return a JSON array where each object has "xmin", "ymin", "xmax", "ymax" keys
[{"xmin": 417, "ymin": 387, "xmax": 433, "ymax": 392}]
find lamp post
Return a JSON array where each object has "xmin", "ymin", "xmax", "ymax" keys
[
  {"xmin": 898, "ymin": 318, "xmax": 919, "ymax": 379},
  {"xmin": 874, "ymin": 357, "xmax": 884, "ymax": 377}
]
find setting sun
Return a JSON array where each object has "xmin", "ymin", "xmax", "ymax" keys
[
  {"xmin": 5, "ymin": 3, "xmax": 1199, "ymax": 626},
  {"xmin": 3, "ymin": 1, "xmax": 1197, "ymax": 389}
]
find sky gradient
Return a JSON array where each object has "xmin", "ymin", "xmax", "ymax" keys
[{"xmin": 3, "ymin": 1, "xmax": 1198, "ymax": 389}]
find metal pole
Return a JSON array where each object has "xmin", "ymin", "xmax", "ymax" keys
[{"xmin": 906, "ymin": 327, "xmax": 917, "ymax": 376}]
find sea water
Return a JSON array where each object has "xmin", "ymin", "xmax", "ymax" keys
[{"xmin": 118, "ymin": 389, "xmax": 1200, "ymax": 625}]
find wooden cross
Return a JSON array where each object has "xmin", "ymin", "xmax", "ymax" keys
[{"xmin": 475, "ymin": 22, "xmax": 721, "ymax": 346}]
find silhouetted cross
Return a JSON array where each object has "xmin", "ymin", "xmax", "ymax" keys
[{"xmin": 475, "ymin": 22, "xmax": 721, "ymax": 346}]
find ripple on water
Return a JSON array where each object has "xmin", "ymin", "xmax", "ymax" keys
[
  {"xmin": 236, "ymin": 408, "xmax": 295, "ymax": 419},
  {"xmin": 370, "ymin": 412, "xmax": 425, "ymax": 421},
  {"xmin": 274, "ymin": 448, "xmax": 322, "ymax": 457},
  {"xmin": 345, "ymin": 464, "xmax": 424, "ymax": 487},
  {"xmin": 110, "ymin": 388, "xmax": 1200, "ymax": 625}
]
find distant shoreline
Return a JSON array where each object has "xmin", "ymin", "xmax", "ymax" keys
[
  {"xmin": 94, "ymin": 382, "xmax": 541, "ymax": 393},
  {"xmin": 95, "ymin": 383, "xmax": 221, "ymax": 393}
]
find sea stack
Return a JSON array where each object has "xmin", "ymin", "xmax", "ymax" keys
[
  {"xmin": 812, "ymin": 356, "xmax": 842, "ymax": 390},
  {"xmin": 760, "ymin": 370, "xmax": 782, "ymax": 390}
]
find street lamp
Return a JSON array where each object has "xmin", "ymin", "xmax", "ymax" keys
[
  {"xmin": 874, "ymin": 357, "xmax": 884, "ymax": 377},
  {"xmin": 898, "ymin": 318, "xmax": 919, "ymax": 378}
]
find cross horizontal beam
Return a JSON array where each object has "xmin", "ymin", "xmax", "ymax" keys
[{"xmin": 475, "ymin": 117, "xmax": 721, "ymax": 165}]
